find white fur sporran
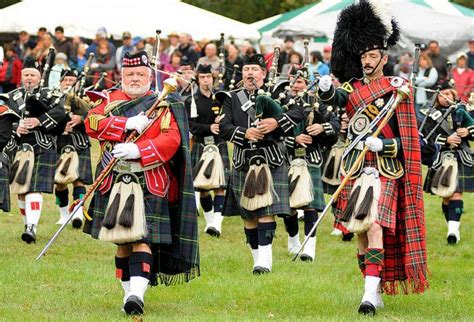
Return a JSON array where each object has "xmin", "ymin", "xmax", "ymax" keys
[
  {"xmin": 289, "ymin": 158, "xmax": 314, "ymax": 208},
  {"xmin": 193, "ymin": 144, "xmax": 225, "ymax": 190},
  {"xmin": 54, "ymin": 145, "xmax": 80, "ymax": 185},
  {"xmin": 99, "ymin": 173, "xmax": 147, "ymax": 244},
  {"xmin": 10, "ymin": 144, "xmax": 34, "ymax": 195},
  {"xmin": 431, "ymin": 152, "xmax": 458, "ymax": 198}
]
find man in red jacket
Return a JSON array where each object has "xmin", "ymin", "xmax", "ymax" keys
[
  {"xmin": 0, "ymin": 43, "xmax": 22, "ymax": 93},
  {"xmin": 84, "ymin": 51, "xmax": 199, "ymax": 316}
]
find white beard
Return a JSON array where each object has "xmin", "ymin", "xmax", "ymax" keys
[{"xmin": 122, "ymin": 84, "xmax": 149, "ymax": 97}]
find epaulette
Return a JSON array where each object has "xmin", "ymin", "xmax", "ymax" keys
[{"xmin": 340, "ymin": 82, "xmax": 354, "ymax": 93}]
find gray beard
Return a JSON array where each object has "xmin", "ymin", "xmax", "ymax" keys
[{"xmin": 122, "ymin": 84, "xmax": 149, "ymax": 97}]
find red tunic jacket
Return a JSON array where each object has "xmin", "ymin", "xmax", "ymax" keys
[{"xmin": 85, "ymin": 89, "xmax": 181, "ymax": 199}]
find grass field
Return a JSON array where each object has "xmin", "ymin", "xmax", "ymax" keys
[{"xmin": 0, "ymin": 144, "xmax": 473, "ymax": 321}]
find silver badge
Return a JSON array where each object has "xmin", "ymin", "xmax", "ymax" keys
[
  {"xmin": 390, "ymin": 76, "xmax": 403, "ymax": 88},
  {"xmin": 375, "ymin": 98, "xmax": 384, "ymax": 108},
  {"xmin": 350, "ymin": 114, "xmax": 370, "ymax": 135}
]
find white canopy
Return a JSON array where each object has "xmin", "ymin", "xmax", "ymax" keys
[
  {"xmin": 254, "ymin": 0, "xmax": 474, "ymax": 56},
  {"xmin": 0, "ymin": 0, "xmax": 261, "ymax": 41}
]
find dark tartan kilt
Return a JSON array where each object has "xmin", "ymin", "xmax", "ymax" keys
[
  {"xmin": 28, "ymin": 147, "xmax": 57, "ymax": 194},
  {"xmin": 424, "ymin": 158, "xmax": 474, "ymax": 194},
  {"xmin": 83, "ymin": 172, "xmax": 173, "ymax": 245},
  {"xmin": 223, "ymin": 163, "xmax": 291, "ymax": 219},
  {"xmin": 334, "ymin": 152, "xmax": 398, "ymax": 231},
  {"xmin": 191, "ymin": 141, "xmax": 230, "ymax": 190},
  {"xmin": 306, "ymin": 165, "xmax": 326, "ymax": 211},
  {"xmin": 57, "ymin": 134, "xmax": 93, "ymax": 185},
  {"xmin": 0, "ymin": 166, "xmax": 10, "ymax": 212}
]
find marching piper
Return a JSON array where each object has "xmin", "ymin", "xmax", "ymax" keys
[
  {"xmin": 283, "ymin": 65, "xmax": 340, "ymax": 261},
  {"xmin": 186, "ymin": 64, "xmax": 229, "ymax": 237},
  {"xmin": 6, "ymin": 56, "xmax": 67, "ymax": 244},
  {"xmin": 420, "ymin": 82, "xmax": 474, "ymax": 244},
  {"xmin": 318, "ymin": 1, "xmax": 428, "ymax": 314},
  {"xmin": 54, "ymin": 68, "xmax": 93, "ymax": 228},
  {"xmin": 219, "ymin": 54, "xmax": 304, "ymax": 274},
  {"xmin": 83, "ymin": 51, "xmax": 199, "ymax": 316}
]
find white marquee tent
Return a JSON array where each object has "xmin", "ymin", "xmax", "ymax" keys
[{"xmin": 0, "ymin": 0, "xmax": 261, "ymax": 40}]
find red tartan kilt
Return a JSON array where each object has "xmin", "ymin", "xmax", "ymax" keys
[{"xmin": 335, "ymin": 151, "xmax": 398, "ymax": 231}]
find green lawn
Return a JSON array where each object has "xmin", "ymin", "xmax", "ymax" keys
[{"xmin": 0, "ymin": 150, "xmax": 473, "ymax": 321}]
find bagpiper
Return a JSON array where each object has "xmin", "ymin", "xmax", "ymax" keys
[
  {"xmin": 6, "ymin": 56, "xmax": 67, "ymax": 243},
  {"xmin": 282, "ymin": 65, "xmax": 340, "ymax": 261},
  {"xmin": 219, "ymin": 54, "xmax": 304, "ymax": 274},
  {"xmin": 83, "ymin": 51, "xmax": 199, "ymax": 316},
  {"xmin": 318, "ymin": 1, "xmax": 428, "ymax": 314},
  {"xmin": 54, "ymin": 68, "xmax": 93, "ymax": 228},
  {"xmin": 420, "ymin": 82, "xmax": 474, "ymax": 244},
  {"xmin": 0, "ymin": 95, "xmax": 19, "ymax": 213},
  {"xmin": 186, "ymin": 64, "xmax": 229, "ymax": 237}
]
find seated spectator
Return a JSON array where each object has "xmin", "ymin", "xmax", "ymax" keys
[
  {"xmin": 414, "ymin": 53, "xmax": 438, "ymax": 121},
  {"xmin": 48, "ymin": 52, "xmax": 68, "ymax": 89},
  {"xmin": 308, "ymin": 50, "xmax": 330, "ymax": 81},
  {"xmin": 90, "ymin": 39, "xmax": 116, "ymax": 89},
  {"xmin": 86, "ymin": 27, "xmax": 116, "ymax": 57},
  {"xmin": 280, "ymin": 51, "xmax": 303, "ymax": 80},
  {"xmin": 69, "ymin": 43, "xmax": 88, "ymax": 72},
  {"xmin": 0, "ymin": 43, "xmax": 22, "ymax": 93},
  {"xmin": 453, "ymin": 52, "xmax": 474, "ymax": 102},
  {"xmin": 165, "ymin": 32, "xmax": 179, "ymax": 56},
  {"xmin": 393, "ymin": 52, "xmax": 413, "ymax": 80},
  {"xmin": 178, "ymin": 33, "xmax": 199, "ymax": 66},
  {"xmin": 196, "ymin": 42, "xmax": 220, "ymax": 72},
  {"xmin": 162, "ymin": 51, "xmax": 182, "ymax": 82},
  {"xmin": 14, "ymin": 31, "xmax": 35, "ymax": 61}
]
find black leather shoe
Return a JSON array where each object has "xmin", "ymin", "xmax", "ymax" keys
[
  {"xmin": 342, "ymin": 232, "xmax": 354, "ymax": 242},
  {"xmin": 123, "ymin": 295, "xmax": 144, "ymax": 316},
  {"xmin": 252, "ymin": 266, "xmax": 270, "ymax": 275},
  {"xmin": 72, "ymin": 218, "xmax": 83, "ymax": 229},
  {"xmin": 206, "ymin": 227, "xmax": 220, "ymax": 238},
  {"xmin": 358, "ymin": 301, "xmax": 376, "ymax": 315},
  {"xmin": 21, "ymin": 225, "xmax": 36, "ymax": 244},
  {"xmin": 300, "ymin": 254, "xmax": 314, "ymax": 262},
  {"xmin": 447, "ymin": 234, "xmax": 458, "ymax": 245}
]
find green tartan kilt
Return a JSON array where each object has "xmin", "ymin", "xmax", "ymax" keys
[
  {"xmin": 28, "ymin": 147, "xmax": 57, "ymax": 194},
  {"xmin": 424, "ymin": 159, "xmax": 474, "ymax": 193},
  {"xmin": 191, "ymin": 141, "xmax": 230, "ymax": 190},
  {"xmin": 0, "ymin": 165, "xmax": 10, "ymax": 212},
  {"xmin": 223, "ymin": 163, "xmax": 291, "ymax": 219},
  {"xmin": 334, "ymin": 155, "xmax": 399, "ymax": 231},
  {"xmin": 306, "ymin": 165, "xmax": 325, "ymax": 211},
  {"xmin": 83, "ymin": 171, "xmax": 173, "ymax": 245}
]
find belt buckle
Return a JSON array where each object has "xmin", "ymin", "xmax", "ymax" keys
[
  {"xmin": 295, "ymin": 147, "xmax": 306, "ymax": 157},
  {"xmin": 116, "ymin": 160, "xmax": 132, "ymax": 173}
]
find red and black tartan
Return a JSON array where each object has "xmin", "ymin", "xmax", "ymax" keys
[{"xmin": 335, "ymin": 78, "xmax": 428, "ymax": 294}]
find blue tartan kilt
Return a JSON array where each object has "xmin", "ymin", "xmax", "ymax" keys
[
  {"xmin": 223, "ymin": 163, "xmax": 291, "ymax": 219},
  {"xmin": 191, "ymin": 141, "xmax": 230, "ymax": 190},
  {"xmin": 0, "ymin": 165, "xmax": 10, "ymax": 212},
  {"xmin": 28, "ymin": 147, "xmax": 57, "ymax": 194},
  {"xmin": 83, "ymin": 171, "xmax": 172, "ymax": 245}
]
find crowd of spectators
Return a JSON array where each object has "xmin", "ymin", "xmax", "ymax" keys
[{"xmin": 0, "ymin": 26, "xmax": 473, "ymax": 112}]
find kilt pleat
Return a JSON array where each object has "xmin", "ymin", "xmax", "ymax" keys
[
  {"xmin": 307, "ymin": 165, "xmax": 326, "ymax": 211},
  {"xmin": 28, "ymin": 147, "xmax": 57, "ymax": 194}
]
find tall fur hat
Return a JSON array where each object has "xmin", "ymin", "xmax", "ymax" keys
[{"xmin": 330, "ymin": 0, "xmax": 400, "ymax": 83}]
